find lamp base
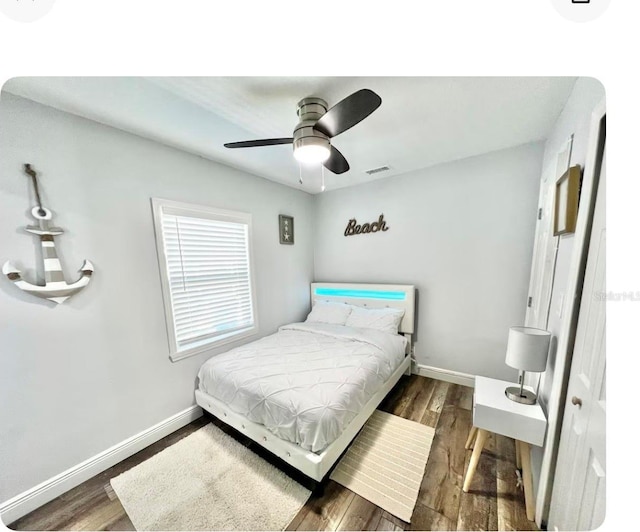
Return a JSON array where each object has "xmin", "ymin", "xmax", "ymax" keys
[{"xmin": 505, "ymin": 386, "xmax": 537, "ymax": 405}]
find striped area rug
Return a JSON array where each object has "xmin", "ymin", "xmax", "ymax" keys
[{"xmin": 330, "ymin": 410, "xmax": 435, "ymax": 523}]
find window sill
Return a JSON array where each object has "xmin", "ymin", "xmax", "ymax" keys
[{"xmin": 169, "ymin": 326, "xmax": 257, "ymax": 362}]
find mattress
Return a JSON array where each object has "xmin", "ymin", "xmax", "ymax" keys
[{"xmin": 197, "ymin": 322, "xmax": 408, "ymax": 453}]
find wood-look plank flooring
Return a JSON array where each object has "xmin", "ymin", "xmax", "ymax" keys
[{"xmin": 9, "ymin": 376, "xmax": 537, "ymax": 531}]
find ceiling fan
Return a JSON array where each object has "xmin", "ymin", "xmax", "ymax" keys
[{"xmin": 223, "ymin": 89, "xmax": 382, "ymax": 175}]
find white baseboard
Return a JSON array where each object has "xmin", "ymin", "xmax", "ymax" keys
[
  {"xmin": 413, "ymin": 363, "xmax": 476, "ymax": 387},
  {"xmin": 0, "ymin": 405, "xmax": 203, "ymax": 526}
]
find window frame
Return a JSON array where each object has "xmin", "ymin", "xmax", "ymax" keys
[{"xmin": 151, "ymin": 198, "xmax": 259, "ymax": 362}]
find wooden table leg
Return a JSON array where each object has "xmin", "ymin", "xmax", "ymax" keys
[
  {"xmin": 465, "ymin": 426, "xmax": 478, "ymax": 450},
  {"xmin": 519, "ymin": 441, "xmax": 535, "ymax": 521},
  {"xmin": 515, "ymin": 439, "xmax": 522, "ymax": 469},
  {"xmin": 463, "ymin": 429, "xmax": 488, "ymax": 492}
]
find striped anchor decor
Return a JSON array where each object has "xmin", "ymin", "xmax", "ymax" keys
[{"xmin": 2, "ymin": 164, "xmax": 94, "ymax": 304}]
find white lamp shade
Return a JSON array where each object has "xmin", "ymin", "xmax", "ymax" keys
[{"xmin": 505, "ymin": 326, "xmax": 551, "ymax": 372}]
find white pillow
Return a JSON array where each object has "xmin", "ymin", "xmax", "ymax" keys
[
  {"xmin": 345, "ymin": 306, "xmax": 405, "ymax": 334},
  {"xmin": 305, "ymin": 300, "xmax": 353, "ymax": 325}
]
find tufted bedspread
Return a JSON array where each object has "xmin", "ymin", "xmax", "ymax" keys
[{"xmin": 197, "ymin": 322, "xmax": 408, "ymax": 452}]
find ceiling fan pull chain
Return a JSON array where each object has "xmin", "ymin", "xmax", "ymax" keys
[
  {"xmin": 298, "ymin": 163, "xmax": 303, "ymax": 185},
  {"xmin": 321, "ymin": 165, "xmax": 325, "ymax": 192}
]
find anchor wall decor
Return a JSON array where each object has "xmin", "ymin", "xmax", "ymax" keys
[{"xmin": 2, "ymin": 164, "xmax": 94, "ymax": 304}]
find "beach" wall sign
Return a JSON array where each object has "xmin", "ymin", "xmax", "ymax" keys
[{"xmin": 344, "ymin": 214, "xmax": 390, "ymax": 237}]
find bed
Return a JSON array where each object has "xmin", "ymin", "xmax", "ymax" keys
[{"xmin": 194, "ymin": 282, "xmax": 415, "ymax": 483}]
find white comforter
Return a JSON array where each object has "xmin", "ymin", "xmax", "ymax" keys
[{"xmin": 197, "ymin": 322, "xmax": 408, "ymax": 452}]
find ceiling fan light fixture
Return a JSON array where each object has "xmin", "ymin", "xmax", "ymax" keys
[
  {"xmin": 294, "ymin": 144, "xmax": 330, "ymax": 164},
  {"xmin": 293, "ymin": 136, "xmax": 330, "ymax": 165}
]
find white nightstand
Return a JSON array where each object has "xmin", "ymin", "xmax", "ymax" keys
[{"xmin": 463, "ymin": 376, "xmax": 547, "ymax": 521}]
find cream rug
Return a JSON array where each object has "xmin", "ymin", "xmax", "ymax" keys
[
  {"xmin": 330, "ymin": 410, "xmax": 434, "ymax": 523},
  {"xmin": 110, "ymin": 423, "xmax": 310, "ymax": 531}
]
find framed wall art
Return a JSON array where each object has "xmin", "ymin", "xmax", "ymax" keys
[
  {"xmin": 279, "ymin": 215, "xmax": 294, "ymax": 245},
  {"xmin": 554, "ymin": 165, "xmax": 581, "ymax": 236}
]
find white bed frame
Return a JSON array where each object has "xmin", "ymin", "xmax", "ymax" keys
[{"xmin": 195, "ymin": 282, "xmax": 416, "ymax": 482}]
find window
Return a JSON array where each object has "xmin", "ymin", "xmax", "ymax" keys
[{"xmin": 151, "ymin": 198, "xmax": 257, "ymax": 361}]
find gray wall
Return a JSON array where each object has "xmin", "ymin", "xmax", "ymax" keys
[
  {"xmin": 0, "ymin": 94, "xmax": 315, "ymax": 501},
  {"xmin": 314, "ymin": 142, "xmax": 544, "ymax": 380}
]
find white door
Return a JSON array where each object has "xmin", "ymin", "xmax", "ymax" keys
[
  {"xmin": 525, "ymin": 137, "xmax": 573, "ymax": 330},
  {"xmin": 547, "ymin": 151, "xmax": 606, "ymax": 531}
]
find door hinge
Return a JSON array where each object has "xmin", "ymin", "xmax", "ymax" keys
[
  {"xmin": 538, "ymin": 208, "xmax": 543, "ymax": 220},
  {"xmin": 528, "ymin": 296, "xmax": 533, "ymax": 308}
]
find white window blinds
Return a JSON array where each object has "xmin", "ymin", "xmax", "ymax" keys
[{"xmin": 152, "ymin": 199, "xmax": 257, "ymax": 360}]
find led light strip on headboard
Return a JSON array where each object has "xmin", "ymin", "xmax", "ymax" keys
[
  {"xmin": 313, "ymin": 287, "xmax": 406, "ymax": 301},
  {"xmin": 310, "ymin": 282, "xmax": 416, "ymax": 335}
]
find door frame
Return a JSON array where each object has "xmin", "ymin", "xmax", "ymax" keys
[
  {"xmin": 535, "ymin": 99, "xmax": 606, "ymax": 525},
  {"xmin": 547, "ymin": 149, "xmax": 606, "ymax": 531},
  {"xmin": 524, "ymin": 137, "xmax": 570, "ymax": 331}
]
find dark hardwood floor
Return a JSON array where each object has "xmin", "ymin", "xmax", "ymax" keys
[{"xmin": 9, "ymin": 376, "xmax": 537, "ymax": 531}]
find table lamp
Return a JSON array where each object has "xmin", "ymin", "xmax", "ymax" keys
[{"xmin": 505, "ymin": 326, "xmax": 551, "ymax": 405}]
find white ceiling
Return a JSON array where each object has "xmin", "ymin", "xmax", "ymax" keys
[{"xmin": 3, "ymin": 77, "xmax": 576, "ymax": 194}]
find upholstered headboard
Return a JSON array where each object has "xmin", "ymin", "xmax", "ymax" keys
[{"xmin": 310, "ymin": 282, "xmax": 416, "ymax": 335}]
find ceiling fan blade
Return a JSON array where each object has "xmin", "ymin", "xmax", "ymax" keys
[
  {"xmin": 224, "ymin": 138, "xmax": 293, "ymax": 148},
  {"xmin": 323, "ymin": 145, "xmax": 350, "ymax": 174},
  {"xmin": 313, "ymin": 89, "xmax": 382, "ymax": 138}
]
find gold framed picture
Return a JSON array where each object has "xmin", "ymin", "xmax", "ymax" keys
[{"xmin": 554, "ymin": 165, "xmax": 581, "ymax": 236}]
